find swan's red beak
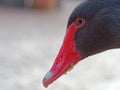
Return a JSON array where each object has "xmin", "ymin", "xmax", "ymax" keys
[{"xmin": 43, "ymin": 23, "xmax": 81, "ymax": 87}]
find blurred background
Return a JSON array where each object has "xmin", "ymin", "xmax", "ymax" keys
[{"xmin": 0, "ymin": 0, "xmax": 120, "ymax": 90}]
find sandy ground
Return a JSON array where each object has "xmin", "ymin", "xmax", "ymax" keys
[{"xmin": 0, "ymin": 1, "xmax": 120, "ymax": 90}]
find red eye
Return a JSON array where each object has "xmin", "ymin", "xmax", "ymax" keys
[{"xmin": 75, "ymin": 18, "xmax": 85, "ymax": 28}]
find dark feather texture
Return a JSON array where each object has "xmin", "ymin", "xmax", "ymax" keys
[{"xmin": 68, "ymin": 0, "xmax": 120, "ymax": 58}]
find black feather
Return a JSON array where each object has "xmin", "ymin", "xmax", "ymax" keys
[{"xmin": 68, "ymin": 0, "xmax": 120, "ymax": 58}]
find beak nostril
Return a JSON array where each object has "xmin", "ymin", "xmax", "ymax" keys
[
  {"xmin": 59, "ymin": 57, "xmax": 62, "ymax": 61},
  {"xmin": 56, "ymin": 57, "xmax": 63, "ymax": 64}
]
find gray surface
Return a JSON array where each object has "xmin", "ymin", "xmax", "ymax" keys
[
  {"xmin": 0, "ymin": 1, "xmax": 120, "ymax": 90},
  {"xmin": 0, "ymin": 0, "xmax": 24, "ymax": 7}
]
